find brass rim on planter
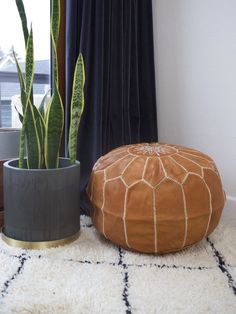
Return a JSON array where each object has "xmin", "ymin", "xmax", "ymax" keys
[{"xmin": 0, "ymin": 228, "xmax": 80, "ymax": 249}]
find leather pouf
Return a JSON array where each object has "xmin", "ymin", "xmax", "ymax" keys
[{"xmin": 87, "ymin": 143, "xmax": 225, "ymax": 254}]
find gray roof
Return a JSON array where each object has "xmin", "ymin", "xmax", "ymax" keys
[
  {"xmin": 0, "ymin": 59, "xmax": 50, "ymax": 99},
  {"xmin": 1, "ymin": 82, "xmax": 47, "ymax": 99},
  {"xmin": 2, "ymin": 59, "xmax": 50, "ymax": 75}
]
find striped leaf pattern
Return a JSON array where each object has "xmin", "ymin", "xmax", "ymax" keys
[
  {"xmin": 68, "ymin": 54, "xmax": 85, "ymax": 164},
  {"xmin": 25, "ymin": 28, "xmax": 34, "ymax": 96},
  {"xmin": 33, "ymin": 106, "xmax": 46, "ymax": 167},
  {"xmin": 15, "ymin": 0, "xmax": 29, "ymax": 46},
  {"xmin": 39, "ymin": 89, "xmax": 50, "ymax": 119},
  {"xmin": 14, "ymin": 27, "xmax": 41, "ymax": 168},
  {"xmin": 50, "ymin": 0, "xmax": 60, "ymax": 86},
  {"xmin": 44, "ymin": 0, "xmax": 64, "ymax": 168},
  {"xmin": 45, "ymin": 85, "xmax": 64, "ymax": 169},
  {"xmin": 13, "ymin": 50, "xmax": 25, "ymax": 92},
  {"xmin": 22, "ymin": 28, "xmax": 41, "ymax": 168},
  {"xmin": 15, "ymin": 0, "xmax": 85, "ymax": 169}
]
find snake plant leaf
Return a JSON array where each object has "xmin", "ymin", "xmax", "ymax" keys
[
  {"xmin": 68, "ymin": 53, "xmax": 85, "ymax": 164},
  {"xmin": 15, "ymin": 0, "xmax": 34, "ymax": 107},
  {"xmin": 44, "ymin": 97, "xmax": 52, "ymax": 124},
  {"xmin": 18, "ymin": 87, "xmax": 27, "ymax": 168},
  {"xmin": 24, "ymin": 101, "xmax": 41, "ymax": 169},
  {"xmin": 51, "ymin": 0, "xmax": 60, "ymax": 45},
  {"xmin": 13, "ymin": 49, "xmax": 27, "ymax": 168},
  {"xmin": 38, "ymin": 119, "xmax": 45, "ymax": 167},
  {"xmin": 15, "ymin": 0, "xmax": 29, "ymax": 46},
  {"xmin": 44, "ymin": 85, "xmax": 64, "ymax": 169},
  {"xmin": 51, "ymin": 38, "xmax": 59, "ymax": 88},
  {"xmin": 33, "ymin": 105, "xmax": 46, "ymax": 165},
  {"xmin": 25, "ymin": 27, "xmax": 34, "ymax": 96},
  {"xmin": 51, "ymin": 0, "xmax": 60, "ymax": 87},
  {"xmin": 15, "ymin": 0, "xmax": 84, "ymax": 170},
  {"xmin": 44, "ymin": 0, "xmax": 63, "ymax": 169},
  {"xmin": 34, "ymin": 108, "xmax": 45, "ymax": 168},
  {"xmin": 14, "ymin": 105, "xmax": 23, "ymax": 124},
  {"xmin": 39, "ymin": 89, "xmax": 51, "ymax": 119},
  {"xmin": 13, "ymin": 49, "xmax": 27, "ymax": 123},
  {"xmin": 18, "ymin": 27, "xmax": 41, "ymax": 169},
  {"xmin": 13, "ymin": 50, "xmax": 25, "ymax": 91},
  {"xmin": 14, "ymin": 106, "xmax": 28, "ymax": 165},
  {"xmin": 18, "ymin": 99, "xmax": 41, "ymax": 169},
  {"xmin": 32, "ymin": 105, "xmax": 45, "ymax": 129}
]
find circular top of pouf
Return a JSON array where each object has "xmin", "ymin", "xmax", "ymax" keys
[{"xmin": 87, "ymin": 143, "xmax": 225, "ymax": 254}]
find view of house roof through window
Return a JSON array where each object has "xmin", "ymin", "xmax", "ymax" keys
[{"xmin": 0, "ymin": 0, "xmax": 50, "ymax": 128}]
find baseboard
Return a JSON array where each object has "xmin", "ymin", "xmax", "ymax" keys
[{"xmin": 221, "ymin": 195, "xmax": 236, "ymax": 227}]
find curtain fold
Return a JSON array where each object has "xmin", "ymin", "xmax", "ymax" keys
[{"xmin": 65, "ymin": 0, "xmax": 158, "ymax": 214}]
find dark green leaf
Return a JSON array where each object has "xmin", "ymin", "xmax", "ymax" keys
[
  {"xmin": 68, "ymin": 53, "xmax": 85, "ymax": 164},
  {"xmin": 45, "ymin": 85, "xmax": 64, "ymax": 169},
  {"xmin": 15, "ymin": 0, "xmax": 29, "ymax": 46},
  {"xmin": 39, "ymin": 89, "xmax": 51, "ymax": 119}
]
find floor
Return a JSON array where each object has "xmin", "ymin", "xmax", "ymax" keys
[{"xmin": 0, "ymin": 216, "xmax": 235, "ymax": 313}]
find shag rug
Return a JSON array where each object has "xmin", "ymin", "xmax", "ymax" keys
[{"xmin": 0, "ymin": 216, "xmax": 235, "ymax": 314}]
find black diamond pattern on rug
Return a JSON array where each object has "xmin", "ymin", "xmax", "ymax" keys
[{"xmin": 0, "ymin": 216, "xmax": 235, "ymax": 313}]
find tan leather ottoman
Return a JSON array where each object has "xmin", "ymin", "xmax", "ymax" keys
[{"xmin": 87, "ymin": 143, "xmax": 225, "ymax": 254}]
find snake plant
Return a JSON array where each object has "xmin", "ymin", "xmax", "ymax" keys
[{"xmin": 14, "ymin": 0, "xmax": 85, "ymax": 169}]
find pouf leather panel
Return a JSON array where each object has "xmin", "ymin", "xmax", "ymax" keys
[{"xmin": 87, "ymin": 143, "xmax": 225, "ymax": 254}]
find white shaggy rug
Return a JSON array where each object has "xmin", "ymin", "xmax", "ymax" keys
[{"xmin": 0, "ymin": 216, "xmax": 236, "ymax": 314}]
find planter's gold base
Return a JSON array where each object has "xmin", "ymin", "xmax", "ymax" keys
[{"xmin": 1, "ymin": 228, "xmax": 80, "ymax": 249}]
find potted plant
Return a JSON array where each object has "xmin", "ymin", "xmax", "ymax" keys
[
  {"xmin": 1, "ymin": 0, "xmax": 85, "ymax": 249},
  {"xmin": 0, "ymin": 128, "xmax": 21, "ymax": 228}
]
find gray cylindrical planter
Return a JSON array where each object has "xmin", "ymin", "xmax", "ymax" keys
[
  {"xmin": 0, "ymin": 129, "xmax": 21, "ymax": 208},
  {"xmin": 2, "ymin": 158, "xmax": 80, "ymax": 249},
  {"xmin": 0, "ymin": 128, "xmax": 21, "ymax": 228},
  {"xmin": 0, "ymin": 128, "xmax": 21, "ymax": 159}
]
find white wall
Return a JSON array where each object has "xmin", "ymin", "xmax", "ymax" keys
[{"xmin": 152, "ymin": 0, "xmax": 236, "ymax": 225}]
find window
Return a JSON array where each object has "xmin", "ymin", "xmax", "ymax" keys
[{"xmin": 0, "ymin": 0, "xmax": 50, "ymax": 128}]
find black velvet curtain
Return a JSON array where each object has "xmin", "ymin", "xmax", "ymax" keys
[{"xmin": 65, "ymin": 0, "xmax": 158, "ymax": 214}]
